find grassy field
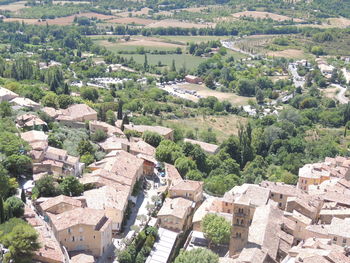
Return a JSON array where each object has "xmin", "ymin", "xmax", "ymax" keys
[
  {"xmin": 95, "ymin": 38, "xmax": 184, "ymax": 52},
  {"xmin": 92, "ymin": 35, "xmax": 246, "ymax": 68},
  {"xmin": 165, "ymin": 114, "xmax": 248, "ymax": 142}
]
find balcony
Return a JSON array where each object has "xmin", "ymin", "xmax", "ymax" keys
[{"xmin": 234, "ymin": 212, "xmax": 247, "ymax": 217}]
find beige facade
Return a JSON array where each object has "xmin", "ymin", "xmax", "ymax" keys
[
  {"xmin": 49, "ymin": 208, "xmax": 112, "ymax": 257},
  {"xmin": 285, "ymin": 196, "xmax": 323, "ymax": 223},
  {"xmin": 261, "ymin": 181, "xmax": 305, "ymax": 210},
  {"xmin": 89, "ymin": 120, "xmax": 124, "ymax": 136},
  {"xmin": 157, "ymin": 197, "xmax": 193, "ymax": 232}
]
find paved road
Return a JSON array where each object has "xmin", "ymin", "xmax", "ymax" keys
[
  {"xmin": 288, "ymin": 63, "xmax": 305, "ymax": 88},
  {"xmin": 221, "ymin": 40, "xmax": 256, "ymax": 58},
  {"xmin": 333, "ymin": 84, "xmax": 349, "ymax": 104}
]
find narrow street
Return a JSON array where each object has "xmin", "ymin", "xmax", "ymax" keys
[{"xmin": 111, "ymin": 178, "xmax": 160, "ymax": 262}]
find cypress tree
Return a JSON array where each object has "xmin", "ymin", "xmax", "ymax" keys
[
  {"xmin": 0, "ymin": 196, "xmax": 4, "ymax": 223},
  {"xmin": 21, "ymin": 188, "xmax": 26, "ymax": 204},
  {"xmin": 117, "ymin": 101, "xmax": 123, "ymax": 120}
]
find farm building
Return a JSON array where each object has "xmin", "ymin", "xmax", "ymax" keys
[{"xmin": 185, "ymin": 75, "xmax": 202, "ymax": 84}]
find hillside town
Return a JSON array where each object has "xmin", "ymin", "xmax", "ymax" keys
[
  {"xmin": 0, "ymin": 80, "xmax": 350, "ymax": 263},
  {"xmin": 0, "ymin": 0, "xmax": 350, "ymax": 261}
]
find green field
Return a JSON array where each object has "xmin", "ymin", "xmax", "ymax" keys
[
  {"xmin": 93, "ymin": 34, "xmax": 247, "ymax": 68},
  {"xmin": 164, "ymin": 114, "xmax": 248, "ymax": 142}
]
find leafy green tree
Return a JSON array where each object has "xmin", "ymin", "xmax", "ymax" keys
[
  {"xmin": 241, "ymin": 155, "xmax": 268, "ymax": 184},
  {"xmin": 59, "ymin": 176, "xmax": 84, "ymax": 196},
  {"xmin": 77, "ymin": 139, "xmax": 94, "ymax": 156},
  {"xmin": 182, "ymin": 143, "xmax": 207, "ymax": 172},
  {"xmin": 32, "ymin": 175, "xmax": 59, "ymax": 198},
  {"xmin": 80, "ymin": 153, "xmax": 95, "ymax": 165},
  {"xmin": 0, "ymin": 165, "xmax": 15, "ymax": 199},
  {"xmin": 205, "ymin": 174, "xmax": 240, "ymax": 195},
  {"xmin": 237, "ymin": 79, "xmax": 256, "ymax": 96},
  {"xmin": 48, "ymin": 134, "xmax": 63, "ymax": 148},
  {"xmin": 4, "ymin": 197, "xmax": 24, "ymax": 218},
  {"xmin": 155, "ymin": 140, "xmax": 184, "ymax": 164},
  {"xmin": 90, "ymin": 129, "xmax": 107, "ymax": 142},
  {"xmin": 1, "ymin": 221, "xmax": 40, "ymax": 263},
  {"xmin": 202, "ymin": 214, "xmax": 230, "ymax": 247},
  {"xmin": 57, "ymin": 94, "xmax": 74, "ymax": 109},
  {"xmin": 186, "ymin": 170, "xmax": 203, "ymax": 181},
  {"xmin": 81, "ymin": 87, "xmax": 99, "ymax": 102},
  {"xmin": 174, "ymin": 248, "xmax": 219, "ymax": 263},
  {"xmin": 205, "ymin": 75, "xmax": 215, "ymax": 89},
  {"xmin": 106, "ymin": 110, "xmax": 116, "ymax": 125},
  {"xmin": 175, "ymin": 157, "xmax": 196, "ymax": 177},
  {"xmin": 267, "ymin": 165, "xmax": 298, "ymax": 185},
  {"xmin": 142, "ymin": 131, "xmax": 163, "ymax": 147},
  {"xmin": 311, "ymin": 46, "xmax": 324, "ymax": 55},
  {"xmin": 0, "ymin": 102, "xmax": 12, "ymax": 118},
  {"xmin": 41, "ymin": 93, "xmax": 58, "ymax": 108},
  {"xmin": 117, "ymin": 244, "xmax": 137, "ymax": 263},
  {"xmin": 3, "ymin": 155, "xmax": 32, "ymax": 177},
  {"xmin": 0, "ymin": 132, "xmax": 28, "ymax": 157}
]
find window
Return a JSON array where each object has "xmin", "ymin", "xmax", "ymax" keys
[
  {"xmin": 333, "ymin": 237, "xmax": 337, "ymax": 242},
  {"xmin": 280, "ymin": 194, "xmax": 283, "ymax": 199},
  {"xmin": 279, "ymin": 203, "xmax": 282, "ymax": 208},
  {"xmin": 93, "ymin": 235, "xmax": 96, "ymax": 239},
  {"xmin": 236, "ymin": 219, "xmax": 239, "ymax": 225},
  {"xmin": 271, "ymin": 193, "xmax": 274, "ymax": 197},
  {"xmin": 71, "ymin": 236, "xmax": 75, "ymax": 242},
  {"xmin": 241, "ymin": 219, "xmax": 244, "ymax": 225},
  {"xmin": 225, "ymin": 202, "xmax": 228, "ymax": 206},
  {"xmin": 80, "ymin": 236, "xmax": 84, "ymax": 241},
  {"xmin": 343, "ymin": 238, "xmax": 347, "ymax": 244},
  {"xmin": 79, "ymin": 227, "xmax": 83, "ymax": 233},
  {"xmin": 227, "ymin": 209, "xmax": 231, "ymax": 213},
  {"xmin": 68, "ymin": 228, "xmax": 71, "ymax": 234}
]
